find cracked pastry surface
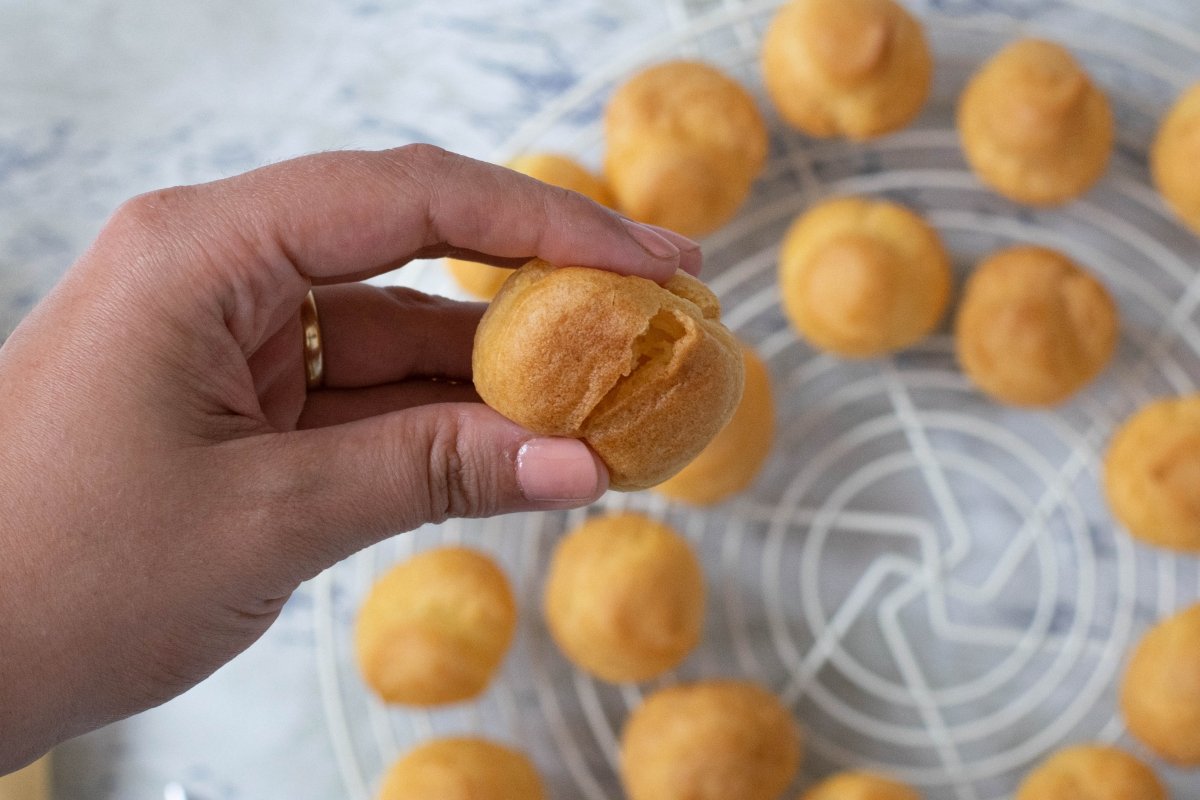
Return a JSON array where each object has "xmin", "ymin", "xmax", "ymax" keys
[
  {"xmin": 762, "ymin": 0, "xmax": 932, "ymax": 140},
  {"xmin": 955, "ymin": 245, "xmax": 1118, "ymax": 406},
  {"xmin": 800, "ymin": 771, "xmax": 922, "ymax": 800},
  {"xmin": 378, "ymin": 737, "xmax": 544, "ymax": 800},
  {"xmin": 1120, "ymin": 603, "xmax": 1200, "ymax": 765},
  {"xmin": 543, "ymin": 512, "xmax": 705, "ymax": 683},
  {"xmin": 1014, "ymin": 744, "xmax": 1166, "ymax": 800},
  {"xmin": 604, "ymin": 59, "xmax": 768, "ymax": 237},
  {"xmin": 655, "ymin": 343, "xmax": 774, "ymax": 505},
  {"xmin": 1152, "ymin": 82, "xmax": 1200, "ymax": 236},
  {"xmin": 779, "ymin": 197, "xmax": 951, "ymax": 358},
  {"xmin": 354, "ymin": 547, "xmax": 516, "ymax": 706},
  {"xmin": 958, "ymin": 38, "xmax": 1113, "ymax": 206},
  {"xmin": 445, "ymin": 153, "xmax": 614, "ymax": 300},
  {"xmin": 473, "ymin": 259, "xmax": 744, "ymax": 491},
  {"xmin": 620, "ymin": 679, "xmax": 802, "ymax": 800},
  {"xmin": 1104, "ymin": 394, "xmax": 1200, "ymax": 552}
]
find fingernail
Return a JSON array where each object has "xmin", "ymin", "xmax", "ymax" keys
[
  {"xmin": 621, "ymin": 218, "xmax": 681, "ymax": 261},
  {"xmin": 517, "ymin": 438, "xmax": 604, "ymax": 502}
]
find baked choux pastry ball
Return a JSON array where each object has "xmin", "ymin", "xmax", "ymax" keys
[
  {"xmin": 1104, "ymin": 394, "xmax": 1200, "ymax": 552},
  {"xmin": 801, "ymin": 771, "xmax": 921, "ymax": 800},
  {"xmin": 378, "ymin": 737, "xmax": 545, "ymax": 800},
  {"xmin": 1120, "ymin": 602, "xmax": 1200, "ymax": 765},
  {"xmin": 655, "ymin": 343, "xmax": 774, "ymax": 505},
  {"xmin": 958, "ymin": 39, "xmax": 1114, "ymax": 206},
  {"xmin": 762, "ymin": 0, "xmax": 933, "ymax": 140},
  {"xmin": 779, "ymin": 197, "xmax": 951, "ymax": 358},
  {"xmin": 955, "ymin": 246, "xmax": 1118, "ymax": 406},
  {"xmin": 445, "ymin": 153, "xmax": 615, "ymax": 300},
  {"xmin": 1014, "ymin": 744, "xmax": 1166, "ymax": 800},
  {"xmin": 1152, "ymin": 82, "xmax": 1200, "ymax": 236},
  {"xmin": 620, "ymin": 679, "xmax": 803, "ymax": 800},
  {"xmin": 543, "ymin": 512, "xmax": 705, "ymax": 683},
  {"xmin": 604, "ymin": 59, "xmax": 768, "ymax": 237},
  {"xmin": 355, "ymin": 547, "xmax": 516, "ymax": 706},
  {"xmin": 473, "ymin": 259, "xmax": 744, "ymax": 491}
]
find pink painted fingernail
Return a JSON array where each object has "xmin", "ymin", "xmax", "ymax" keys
[
  {"xmin": 517, "ymin": 438, "xmax": 605, "ymax": 502},
  {"xmin": 621, "ymin": 218, "xmax": 681, "ymax": 261}
]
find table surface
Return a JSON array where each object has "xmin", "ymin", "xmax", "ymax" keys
[{"xmin": 3, "ymin": 1, "xmax": 1199, "ymax": 799}]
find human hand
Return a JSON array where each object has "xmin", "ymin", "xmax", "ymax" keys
[{"xmin": 0, "ymin": 144, "xmax": 701, "ymax": 772}]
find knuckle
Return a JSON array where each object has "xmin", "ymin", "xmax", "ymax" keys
[
  {"xmin": 107, "ymin": 186, "xmax": 195, "ymax": 239},
  {"xmin": 425, "ymin": 413, "xmax": 493, "ymax": 523}
]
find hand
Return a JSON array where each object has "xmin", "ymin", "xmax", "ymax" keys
[{"xmin": 0, "ymin": 144, "xmax": 701, "ymax": 772}]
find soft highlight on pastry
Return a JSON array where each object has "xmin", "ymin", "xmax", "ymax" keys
[
  {"xmin": 354, "ymin": 547, "xmax": 516, "ymax": 706},
  {"xmin": 1014, "ymin": 744, "xmax": 1166, "ymax": 800},
  {"xmin": 958, "ymin": 38, "xmax": 1113, "ymax": 205},
  {"xmin": 800, "ymin": 771, "xmax": 922, "ymax": 800},
  {"xmin": 779, "ymin": 197, "xmax": 951, "ymax": 357},
  {"xmin": 543, "ymin": 512, "xmax": 705, "ymax": 682},
  {"xmin": 1152, "ymin": 82, "xmax": 1200, "ymax": 236},
  {"xmin": 1104, "ymin": 394, "xmax": 1200, "ymax": 552},
  {"xmin": 655, "ymin": 343, "xmax": 774, "ymax": 505},
  {"xmin": 473, "ymin": 259, "xmax": 744, "ymax": 491},
  {"xmin": 1120, "ymin": 603, "xmax": 1200, "ymax": 765},
  {"xmin": 444, "ymin": 152, "xmax": 615, "ymax": 300},
  {"xmin": 620, "ymin": 679, "xmax": 803, "ymax": 800},
  {"xmin": 762, "ymin": 0, "xmax": 933, "ymax": 139},
  {"xmin": 377, "ymin": 737, "xmax": 545, "ymax": 800},
  {"xmin": 955, "ymin": 245, "xmax": 1118, "ymax": 406},
  {"xmin": 604, "ymin": 60, "xmax": 768, "ymax": 237}
]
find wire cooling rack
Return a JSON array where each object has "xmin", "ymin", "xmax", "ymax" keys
[{"xmin": 316, "ymin": 1, "xmax": 1200, "ymax": 798}]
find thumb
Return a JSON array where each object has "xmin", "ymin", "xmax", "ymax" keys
[{"xmin": 249, "ymin": 402, "xmax": 607, "ymax": 579}]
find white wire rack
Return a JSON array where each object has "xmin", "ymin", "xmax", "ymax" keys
[{"xmin": 316, "ymin": 1, "xmax": 1200, "ymax": 798}]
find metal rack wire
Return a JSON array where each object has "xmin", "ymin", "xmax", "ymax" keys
[{"xmin": 315, "ymin": 2, "xmax": 1200, "ymax": 798}]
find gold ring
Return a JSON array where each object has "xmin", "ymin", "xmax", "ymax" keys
[{"xmin": 300, "ymin": 289, "xmax": 324, "ymax": 389}]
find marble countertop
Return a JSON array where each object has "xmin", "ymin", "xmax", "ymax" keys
[{"xmin": 4, "ymin": 1, "xmax": 1199, "ymax": 799}]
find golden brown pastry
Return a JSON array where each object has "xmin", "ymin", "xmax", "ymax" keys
[
  {"xmin": 800, "ymin": 771, "xmax": 921, "ymax": 800},
  {"xmin": 1104, "ymin": 394, "xmax": 1200, "ymax": 552},
  {"xmin": 1152, "ymin": 82, "xmax": 1200, "ymax": 236},
  {"xmin": 473, "ymin": 259, "xmax": 744, "ymax": 491},
  {"xmin": 1120, "ymin": 602, "xmax": 1200, "ymax": 765},
  {"xmin": 779, "ymin": 197, "xmax": 951, "ymax": 357},
  {"xmin": 955, "ymin": 245, "xmax": 1118, "ymax": 406},
  {"xmin": 604, "ymin": 60, "xmax": 768, "ymax": 237},
  {"xmin": 655, "ymin": 343, "xmax": 774, "ymax": 504},
  {"xmin": 1014, "ymin": 744, "xmax": 1167, "ymax": 800},
  {"xmin": 355, "ymin": 547, "xmax": 516, "ymax": 706},
  {"xmin": 762, "ymin": 0, "xmax": 932, "ymax": 140},
  {"xmin": 620, "ymin": 679, "xmax": 802, "ymax": 800},
  {"xmin": 445, "ymin": 153, "xmax": 615, "ymax": 300},
  {"xmin": 543, "ymin": 512, "xmax": 705, "ymax": 682},
  {"xmin": 958, "ymin": 39, "xmax": 1113, "ymax": 206},
  {"xmin": 377, "ymin": 737, "xmax": 545, "ymax": 800}
]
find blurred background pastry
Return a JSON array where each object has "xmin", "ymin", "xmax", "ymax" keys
[
  {"xmin": 354, "ymin": 547, "xmax": 516, "ymax": 706},
  {"xmin": 800, "ymin": 771, "xmax": 922, "ymax": 800},
  {"xmin": 958, "ymin": 39, "xmax": 1113, "ymax": 205},
  {"xmin": 1152, "ymin": 82, "xmax": 1200, "ymax": 236},
  {"xmin": 543, "ymin": 512, "xmax": 705, "ymax": 682},
  {"xmin": 1014, "ymin": 744, "xmax": 1166, "ymax": 800},
  {"xmin": 1120, "ymin": 603, "xmax": 1200, "ymax": 765},
  {"xmin": 473, "ymin": 259, "xmax": 744, "ymax": 490},
  {"xmin": 604, "ymin": 60, "xmax": 768, "ymax": 237},
  {"xmin": 955, "ymin": 245, "xmax": 1118, "ymax": 406},
  {"xmin": 377, "ymin": 737, "xmax": 544, "ymax": 800},
  {"xmin": 1104, "ymin": 393, "xmax": 1200, "ymax": 551},
  {"xmin": 779, "ymin": 197, "xmax": 951, "ymax": 358},
  {"xmin": 619, "ymin": 679, "xmax": 802, "ymax": 800},
  {"xmin": 444, "ymin": 153, "xmax": 614, "ymax": 300},
  {"xmin": 655, "ymin": 343, "xmax": 774, "ymax": 505},
  {"xmin": 762, "ymin": 0, "xmax": 932, "ymax": 139}
]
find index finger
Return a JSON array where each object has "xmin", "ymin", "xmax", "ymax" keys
[{"xmin": 228, "ymin": 144, "xmax": 701, "ymax": 283}]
